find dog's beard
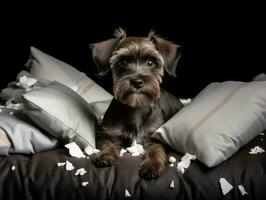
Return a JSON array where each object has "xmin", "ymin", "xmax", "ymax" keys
[{"xmin": 113, "ymin": 76, "xmax": 160, "ymax": 108}]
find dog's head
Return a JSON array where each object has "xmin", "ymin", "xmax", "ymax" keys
[{"xmin": 90, "ymin": 28, "xmax": 182, "ymax": 108}]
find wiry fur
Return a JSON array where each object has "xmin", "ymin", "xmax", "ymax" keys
[
  {"xmin": 110, "ymin": 37, "xmax": 164, "ymax": 108},
  {"xmin": 90, "ymin": 28, "xmax": 183, "ymax": 179}
]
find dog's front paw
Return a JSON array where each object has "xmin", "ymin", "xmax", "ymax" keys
[
  {"xmin": 139, "ymin": 160, "xmax": 166, "ymax": 180},
  {"xmin": 92, "ymin": 152, "xmax": 118, "ymax": 168}
]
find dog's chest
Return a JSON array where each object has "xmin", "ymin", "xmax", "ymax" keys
[{"xmin": 122, "ymin": 105, "xmax": 164, "ymax": 144}]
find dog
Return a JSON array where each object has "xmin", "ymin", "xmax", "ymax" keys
[{"xmin": 90, "ymin": 28, "xmax": 183, "ymax": 179}]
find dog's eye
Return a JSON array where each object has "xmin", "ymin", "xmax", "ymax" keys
[
  {"xmin": 118, "ymin": 59, "xmax": 129, "ymax": 67},
  {"xmin": 147, "ymin": 59, "xmax": 156, "ymax": 67}
]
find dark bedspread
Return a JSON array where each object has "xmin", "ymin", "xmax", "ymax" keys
[{"xmin": 0, "ymin": 135, "xmax": 266, "ymax": 200}]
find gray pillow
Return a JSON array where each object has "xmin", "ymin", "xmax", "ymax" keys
[
  {"xmin": 152, "ymin": 81, "xmax": 266, "ymax": 167},
  {"xmin": 253, "ymin": 73, "xmax": 266, "ymax": 81},
  {"xmin": 25, "ymin": 46, "xmax": 113, "ymax": 104},
  {"xmin": 22, "ymin": 81, "xmax": 97, "ymax": 149},
  {"xmin": 0, "ymin": 108, "xmax": 58, "ymax": 155}
]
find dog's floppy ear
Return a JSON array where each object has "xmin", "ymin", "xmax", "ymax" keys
[
  {"xmin": 150, "ymin": 33, "xmax": 182, "ymax": 77},
  {"xmin": 90, "ymin": 28, "xmax": 126, "ymax": 76},
  {"xmin": 90, "ymin": 39, "xmax": 117, "ymax": 76}
]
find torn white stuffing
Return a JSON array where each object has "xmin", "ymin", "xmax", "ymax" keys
[
  {"xmin": 0, "ymin": 108, "xmax": 2, "ymax": 112},
  {"xmin": 177, "ymin": 164, "xmax": 185, "ymax": 174},
  {"xmin": 180, "ymin": 98, "xmax": 192, "ymax": 106},
  {"xmin": 16, "ymin": 75, "xmax": 37, "ymax": 89},
  {"xmin": 169, "ymin": 163, "xmax": 174, "ymax": 167},
  {"xmin": 259, "ymin": 133, "xmax": 265, "ymax": 136},
  {"xmin": 125, "ymin": 189, "xmax": 131, "ymax": 197},
  {"xmin": 9, "ymin": 112, "xmax": 14, "ymax": 115},
  {"xmin": 169, "ymin": 156, "xmax": 176, "ymax": 164},
  {"xmin": 249, "ymin": 146, "xmax": 265, "ymax": 154},
  {"xmin": 65, "ymin": 142, "xmax": 86, "ymax": 158},
  {"xmin": 177, "ymin": 153, "xmax": 196, "ymax": 174},
  {"xmin": 120, "ymin": 148, "xmax": 127, "ymax": 157},
  {"xmin": 57, "ymin": 162, "xmax": 66, "ymax": 167},
  {"xmin": 11, "ymin": 165, "xmax": 16, "ymax": 171},
  {"xmin": 169, "ymin": 180, "xmax": 175, "ymax": 189},
  {"xmin": 126, "ymin": 140, "xmax": 145, "ymax": 156},
  {"xmin": 75, "ymin": 168, "xmax": 87, "ymax": 176},
  {"xmin": 238, "ymin": 185, "xmax": 248, "ymax": 196},
  {"xmin": 182, "ymin": 153, "xmax": 196, "ymax": 161},
  {"xmin": 81, "ymin": 181, "xmax": 89, "ymax": 187},
  {"xmin": 84, "ymin": 145, "xmax": 100, "ymax": 156},
  {"xmin": 65, "ymin": 160, "xmax": 75, "ymax": 171},
  {"xmin": 5, "ymin": 99, "xmax": 24, "ymax": 110},
  {"xmin": 219, "ymin": 178, "xmax": 233, "ymax": 195}
]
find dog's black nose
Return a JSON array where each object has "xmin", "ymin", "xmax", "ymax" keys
[{"xmin": 130, "ymin": 79, "xmax": 144, "ymax": 89}]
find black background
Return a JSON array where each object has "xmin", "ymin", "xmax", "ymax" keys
[{"xmin": 1, "ymin": 0, "xmax": 265, "ymax": 97}]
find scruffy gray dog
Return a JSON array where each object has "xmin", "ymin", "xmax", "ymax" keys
[{"xmin": 90, "ymin": 28, "xmax": 183, "ymax": 179}]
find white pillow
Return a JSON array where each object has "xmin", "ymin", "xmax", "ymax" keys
[
  {"xmin": 22, "ymin": 81, "xmax": 97, "ymax": 149},
  {"xmin": 0, "ymin": 108, "xmax": 58, "ymax": 155},
  {"xmin": 25, "ymin": 46, "xmax": 113, "ymax": 103},
  {"xmin": 152, "ymin": 81, "xmax": 266, "ymax": 167}
]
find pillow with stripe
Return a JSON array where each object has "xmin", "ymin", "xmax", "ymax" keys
[{"xmin": 152, "ymin": 81, "xmax": 266, "ymax": 167}]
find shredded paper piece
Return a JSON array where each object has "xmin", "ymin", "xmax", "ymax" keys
[
  {"xmin": 169, "ymin": 156, "xmax": 176, "ymax": 167},
  {"xmin": 238, "ymin": 185, "xmax": 248, "ymax": 196},
  {"xmin": 249, "ymin": 146, "xmax": 265, "ymax": 154},
  {"xmin": 57, "ymin": 162, "xmax": 66, "ymax": 167},
  {"xmin": 81, "ymin": 181, "xmax": 89, "ymax": 187},
  {"xmin": 75, "ymin": 168, "xmax": 87, "ymax": 176},
  {"xmin": 170, "ymin": 180, "xmax": 175, "ymax": 189},
  {"xmin": 180, "ymin": 98, "xmax": 192, "ymax": 106},
  {"xmin": 177, "ymin": 165, "xmax": 185, "ymax": 174},
  {"xmin": 169, "ymin": 156, "xmax": 176, "ymax": 164},
  {"xmin": 16, "ymin": 75, "xmax": 37, "ymax": 89},
  {"xmin": 120, "ymin": 148, "xmax": 127, "ymax": 157},
  {"xmin": 219, "ymin": 178, "xmax": 233, "ymax": 195},
  {"xmin": 177, "ymin": 153, "xmax": 196, "ymax": 174},
  {"xmin": 5, "ymin": 99, "xmax": 24, "ymax": 110},
  {"xmin": 11, "ymin": 166, "xmax": 16, "ymax": 171},
  {"xmin": 84, "ymin": 145, "xmax": 100, "ymax": 156},
  {"xmin": 65, "ymin": 142, "xmax": 86, "ymax": 158},
  {"xmin": 65, "ymin": 160, "xmax": 75, "ymax": 171},
  {"xmin": 125, "ymin": 189, "xmax": 131, "ymax": 197},
  {"xmin": 126, "ymin": 140, "xmax": 145, "ymax": 156}
]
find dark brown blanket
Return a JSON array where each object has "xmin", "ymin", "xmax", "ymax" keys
[{"xmin": 0, "ymin": 135, "xmax": 265, "ymax": 200}]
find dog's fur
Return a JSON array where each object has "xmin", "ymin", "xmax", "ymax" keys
[{"xmin": 90, "ymin": 28, "xmax": 183, "ymax": 179}]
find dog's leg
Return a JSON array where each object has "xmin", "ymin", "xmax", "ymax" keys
[
  {"xmin": 92, "ymin": 134, "xmax": 121, "ymax": 168},
  {"xmin": 139, "ymin": 142, "xmax": 167, "ymax": 179}
]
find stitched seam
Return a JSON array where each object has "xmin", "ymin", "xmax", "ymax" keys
[
  {"xmin": 77, "ymin": 80, "xmax": 95, "ymax": 96},
  {"xmin": 186, "ymin": 83, "xmax": 245, "ymax": 148},
  {"xmin": 0, "ymin": 128, "xmax": 11, "ymax": 145}
]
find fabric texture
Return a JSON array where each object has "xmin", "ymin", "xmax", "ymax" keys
[
  {"xmin": 0, "ymin": 135, "xmax": 265, "ymax": 200},
  {"xmin": 152, "ymin": 81, "xmax": 266, "ymax": 167},
  {"xmin": 0, "ymin": 108, "xmax": 58, "ymax": 155},
  {"xmin": 25, "ymin": 46, "xmax": 113, "ymax": 104},
  {"xmin": 22, "ymin": 81, "xmax": 97, "ymax": 149}
]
